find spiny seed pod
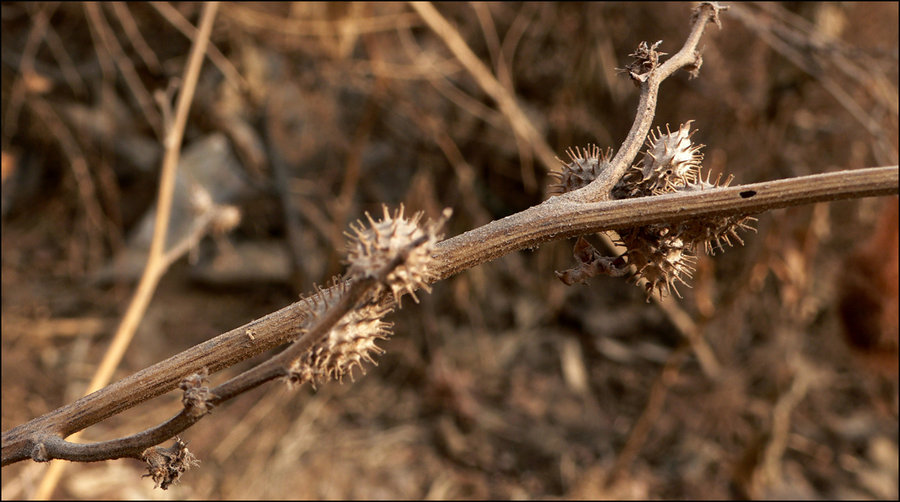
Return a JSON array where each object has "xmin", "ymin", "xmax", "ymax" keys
[
  {"xmin": 641, "ymin": 120, "xmax": 702, "ymax": 192},
  {"xmin": 549, "ymin": 145, "xmax": 613, "ymax": 196},
  {"xmin": 561, "ymin": 120, "xmax": 756, "ymax": 301},
  {"xmin": 678, "ymin": 215, "xmax": 758, "ymax": 256},
  {"xmin": 305, "ymin": 300, "xmax": 393, "ymax": 385},
  {"xmin": 679, "ymin": 169, "xmax": 733, "ymax": 193},
  {"xmin": 619, "ymin": 121, "xmax": 703, "ymax": 198},
  {"xmin": 617, "ymin": 225, "xmax": 698, "ymax": 300},
  {"xmin": 286, "ymin": 282, "xmax": 394, "ymax": 389},
  {"xmin": 673, "ymin": 171, "xmax": 757, "ymax": 255},
  {"xmin": 345, "ymin": 204, "xmax": 448, "ymax": 306},
  {"xmin": 615, "ymin": 170, "xmax": 756, "ymax": 299}
]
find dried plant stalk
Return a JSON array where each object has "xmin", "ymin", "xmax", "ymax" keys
[{"xmin": 2, "ymin": 4, "xmax": 898, "ymax": 493}]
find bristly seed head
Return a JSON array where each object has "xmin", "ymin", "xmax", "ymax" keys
[
  {"xmin": 635, "ymin": 120, "xmax": 703, "ymax": 196},
  {"xmin": 287, "ymin": 282, "xmax": 394, "ymax": 389},
  {"xmin": 549, "ymin": 145, "xmax": 613, "ymax": 196},
  {"xmin": 674, "ymin": 171, "xmax": 757, "ymax": 255},
  {"xmin": 617, "ymin": 225, "xmax": 699, "ymax": 301},
  {"xmin": 345, "ymin": 204, "xmax": 449, "ymax": 306},
  {"xmin": 567, "ymin": 120, "xmax": 757, "ymax": 301},
  {"xmin": 284, "ymin": 206, "xmax": 451, "ymax": 390}
]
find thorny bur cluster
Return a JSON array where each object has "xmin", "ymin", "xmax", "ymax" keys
[
  {"xmin": 551, "ymin": 120, "xmax": 756, "ymax": 300},
  {"xmin": 284, "ymin": 205, "xmax": 448, "ymax": 389},
  {"xmin": 550, "ymin": 26, "xmax": 753, "ymax": 301},
  {"xmin": 145, "ymin": 206, "xmax": 447, "ymax": 487}
]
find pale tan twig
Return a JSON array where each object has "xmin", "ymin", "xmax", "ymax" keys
[{"xmin": 32, "ymin": 3, "xmax": 220, "ymax": 497}]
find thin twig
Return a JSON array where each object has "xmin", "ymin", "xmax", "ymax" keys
[
  {"xmin": 10, "ymin": 234, "xmax": 424, "ymax": 464},
  {"xmin": 31, "ymin": 3, "xmax": 219, "ymax": 497},
  {"xmin": 578, "ymin": 2, "xmax": 727, "ymax": 202},
  {"xmin": 91, "ymin": 0, "xmax": 218, "ymax": 416}
]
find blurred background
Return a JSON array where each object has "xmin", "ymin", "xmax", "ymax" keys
[{"xmin": 1, "ymin": 2, "xmax": 897, "ymax": 499}]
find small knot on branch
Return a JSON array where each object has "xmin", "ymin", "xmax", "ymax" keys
[
  {"xmin": 179, "ymin": 368, "xmax": 214, "ymax": 418},
  {"xmin": 685, "ymin": 51, "xmax": 703, "ymax": 79},
  {"xmin": 692, "ymin": 1, "xmax": 728, "ymax": 29},
  {"xmin": 31, "ymin": 442, "xmax": 49, "ymax": 462},
  {"xmin": 617, "ymin": 40, "xmax": 667, "ymax": 86}
]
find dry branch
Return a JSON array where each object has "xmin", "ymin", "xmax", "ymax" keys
[
  {"xmin": 29, "ymin": 2, "xmax": 223, "ymax": 497},
  {"xmin": 3, "ymin": 163, "xmax": 896, "ymax": 467},
  {"xmin": 2, "ymin": 3, "xmax": 897, "ymax": 493}
]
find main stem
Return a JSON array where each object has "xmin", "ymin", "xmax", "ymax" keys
[{"xmin": 3, "ymin": 164, "xmax": 897, "ymax": 466}]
